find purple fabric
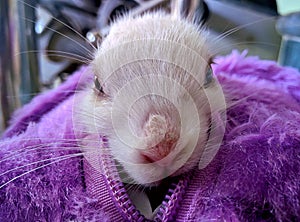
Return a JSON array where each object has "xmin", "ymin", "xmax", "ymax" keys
[{"xmin": 1, "ymin": 51, "xmax": 300, "ymax": 221}]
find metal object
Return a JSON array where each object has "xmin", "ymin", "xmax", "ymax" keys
[
  {"xmin": 276, "ymin": 12, "xmax": 300, "ymax": 71},
  {"xmin": 171, "ymin": 0, "xmax": 208, "ymax": 24},
  {"xmin": 18, "ymin": 0, "xmax": 40, "ymax": 104},
  {"xmin": 0, "ymin": 0, "xmax": 21, "ymax": 132},
  {"xmin": 0, "ymin": 0, "xmax": 40, "ymax": 132}
]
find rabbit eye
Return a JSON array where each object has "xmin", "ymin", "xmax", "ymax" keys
[
  {"xmin": 94, "ymin": 76, "xmax": 104, "ymax": 93},
  {"xmin": 204, "ymin": 66, "xmax": 213, "ymax": 87}
]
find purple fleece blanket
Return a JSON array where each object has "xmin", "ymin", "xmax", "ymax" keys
[{"xmin": 1, "ymin": 51, "xmax": 300, "ymax": 221}]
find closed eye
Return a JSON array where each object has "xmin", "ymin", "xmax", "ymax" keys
[
  {"xmin": 94, "ymin": 76, "xmax": 105, "ymax": 94},
  {"xmin": 204, "ymin": 66, "xmax": 213, "ymax": 87}
]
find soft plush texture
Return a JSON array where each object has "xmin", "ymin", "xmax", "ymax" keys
[{"xmin": 1, "ymin": 51, "xmax": 300, "ymax": 221}]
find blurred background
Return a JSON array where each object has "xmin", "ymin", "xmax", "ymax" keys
[{"xmin": 0, "ymin": 0, "xmax": 300, "ymax": 133}]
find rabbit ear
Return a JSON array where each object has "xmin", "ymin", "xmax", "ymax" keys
[
  {"xmin": 171, "ymin": 0, "xmax": 203, "ymax": 22},
  {"xmin": 198, "ymin": 112, "xmax": 226, "ymax": 170}
]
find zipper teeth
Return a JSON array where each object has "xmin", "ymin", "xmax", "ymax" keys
[
  {"xmin": 154, "ymin": 175, "xmax": 190, "ymax": 222},
  {"xmin": 101, "ymin": 138, "xmax": 147, "ymax": 222},
  {"xmin": 100, "ymin": 137, "xmax": 190, "ymax": 222}
]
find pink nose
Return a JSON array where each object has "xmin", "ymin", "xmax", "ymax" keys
[
  {"xmin": 141, "ymin": 147, "xmax": 169, "ymax": 163},
  {"xmin": 141, "ymin": 114, "xmax": 179, "ymax": 164},
  {"xmin": 140, "ymin": 134, "xmax": 178, "ymax": 163}
]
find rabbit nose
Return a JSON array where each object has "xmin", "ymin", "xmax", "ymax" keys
[{"xmin": 141, "ymin": 132, "xmax": 179, "ymax": 164}]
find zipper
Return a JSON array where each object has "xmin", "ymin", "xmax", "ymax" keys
[
  {"xmin": 99, "ymin": 137, "xmax": 192, "ymax": 222},
  {"xmin": 154, "ymin": 176, "xmax": 190, "ymax": 222}
]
